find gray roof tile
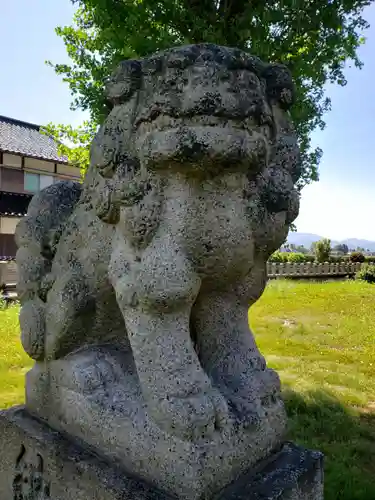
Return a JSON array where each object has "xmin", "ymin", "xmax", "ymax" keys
[{"xmin": 0, "ymin": 115, "xmax": 68, "ymax": 163}]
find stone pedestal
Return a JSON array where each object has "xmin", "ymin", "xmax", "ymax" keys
[{"xmin": 0, "ymin": 407, "xmax": 323, "ymax": 500}]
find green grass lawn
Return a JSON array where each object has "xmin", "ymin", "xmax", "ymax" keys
[
  {"xmin": 1, "ymin": 280, "xmax": 374, "ymax": 499},
  {"xmin": 0, "ymin": 305, "xmax": 32, "ymax": 408},
  {"xmin": 251, "ymin": 280, "xmax": 375, "ymax": 500}
]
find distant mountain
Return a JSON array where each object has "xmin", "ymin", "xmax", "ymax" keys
[
  {"xmin": 342, "ymin": 238, "xmax": 375, "ymax": 252},
  {"xmin": 286, "ymin": 232, "xmax": 375, "ymax": 252},
  {"xmin": 286, "ymin": 232, "xmax": 325, "ymax": 248}
]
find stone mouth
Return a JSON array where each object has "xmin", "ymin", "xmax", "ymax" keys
[
  {"xmin": 134, "ymin": 113, "xmax": 274, "ymax": 172},
  {"xmin": 136, "ymin": 114, "xmax": 273, "ymax": 141}
]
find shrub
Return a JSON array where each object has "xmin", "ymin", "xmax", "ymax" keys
[
  {"xmin": 269, "ymin": 252, "xmax": 315, "ymax": 264},
  {"xmin": 329, "ymin": 255, "xmax": 341, "ymax": 263},
  {"xmin": 355, "ymin": 264, "xmax": 375, "ymax": 284},
  {"xmin": 350, "ymin": 251, "xmax": 365, "ymax": 263},
  {"xmin": 269, "ymin": 251, "xmax": 289, "ymax": 263},
  {"xmin": 364, "ymin": 256, "xmax": 375, "ymax": 264},
  {"xmin": 302, "ymin": 254, "xmax": 316, "ymax": 263},
  {"xmin": 329, "ymin": 255, "xmax": 350, "ymax": 263},
  {"xmin": 287, "ymin": 252, "xmax": 308, "ymax": 263},
  {"xmin": 313, "ymin": 238, "xmax": 331, "ymax": 263}
]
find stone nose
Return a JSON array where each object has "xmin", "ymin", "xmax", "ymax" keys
[{"xmin": 180, "ymin": 89, "xmax": 268, "ymax": 121}]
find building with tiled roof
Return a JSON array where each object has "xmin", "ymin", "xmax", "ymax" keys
[
  {"xmin": 0, "ymin": 115, "xmax": 69, "ymax": 163},
  {"xmin": 0, "ymin": 115, "xmax": 81, "ymax": 285}
]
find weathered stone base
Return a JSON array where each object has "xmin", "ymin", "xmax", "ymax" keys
[
  {"xmin": 0, "ymin": 406, "xmax": 323, "ymax": 500},
  {"xmin": 220, "ymin": 441, "xmax": 324, "ymax": 500}
]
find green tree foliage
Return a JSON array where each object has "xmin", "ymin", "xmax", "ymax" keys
[
  {"xmin": 314, "ymin": 238, "xmax": 332, "ymax": 263},
  {"xmin": 350, "ymin": 251, "xmax": 365, "ymax": 263},
  {"xmin": 333, "ymin": 243, "xmax": 349, "ymax": 254},
  {"xmin": 48, "ymin": 0, "xmax": 371, "ymax": 182},
  {"xmin": 355, "ymin": 263, "xmax": 375, "ymax": 283},
  {"xmin": 42, "ymin": 121, "xmax": 97, "ymax": 175}
]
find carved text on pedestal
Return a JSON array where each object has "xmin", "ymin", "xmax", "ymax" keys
[{"xmin": 13, "ymin": 445, "xmax": 51, "ymax": 500}]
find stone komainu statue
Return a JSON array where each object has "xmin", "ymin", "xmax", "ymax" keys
[{"xmin": 15, "ymin": 44, "xmax": 301, "ymax": 500}]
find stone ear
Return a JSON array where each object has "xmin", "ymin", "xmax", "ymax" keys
[
  {"xmin": 95, "ymin": 183, "xmax": 120, "ymax": 225},
  {"xmin": 105, "ymin": 59, "xmax": 142, "ymax": 106},
  {"xmin": 263, "ymin": 63, "xmax": 295, "ymax": 110}
]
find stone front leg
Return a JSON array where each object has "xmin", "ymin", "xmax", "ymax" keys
[
  {"xmin": 192, "ymin": 266, "xmax": 283, "ymax": 427},
  {"xmin": 44, "ymin": 270, "xmax": 94, "ymax": 360},
  {"xmin": 110, "ymin": 234, "xmax": 229, "ymax": 441}
]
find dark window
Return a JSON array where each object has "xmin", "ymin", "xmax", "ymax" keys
[
  {"xmin": 0, "ymin": 192, "xmax": 32, "ymax": 216},
  {"xmin": 0, "ymin": 167, "xmax": 24, "ymax": 193},
  {"xmin": 0, "ymin": 234, "xmax": 17, "ymax": 258}
]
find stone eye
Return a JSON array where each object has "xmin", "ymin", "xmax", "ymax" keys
[
  {"xmin": 167, "ymin": 55, "xmax": 191, "ymax": 70},
  {"xmin": 105, "ymin": 59, "xmax": 142, "ymax": 105},
  {"xmin": 141, "ymin": 56, "xmax": 163, "ymax": 76}
]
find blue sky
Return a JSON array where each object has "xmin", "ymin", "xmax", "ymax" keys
[{"xmin": 1, "ymin": 1, "xmax": 375, "ymax": 241}]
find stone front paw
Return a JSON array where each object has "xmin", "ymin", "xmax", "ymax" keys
[
  {"xmin": 223, "ymin": 369, "xmax": 282, "ymax": 429},
  {"xmin": 152, "ymin": 387, "xmax": 230, "ymax": 441},
  {"xmin": 53, "ymin": 350, "xmax": 118, "ymax": 398},
  {"xmin": 226, "ymin": 387, "xmax": 283, "ymax": 430},
  {"xmin": 226, "ymin": 394, "xmax": 264, "ymax": 429}
]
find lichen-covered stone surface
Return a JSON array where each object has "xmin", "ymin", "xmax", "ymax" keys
[{"xmin": 15, "ymin": 44, "xmax": 303, "ymax": 499}]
